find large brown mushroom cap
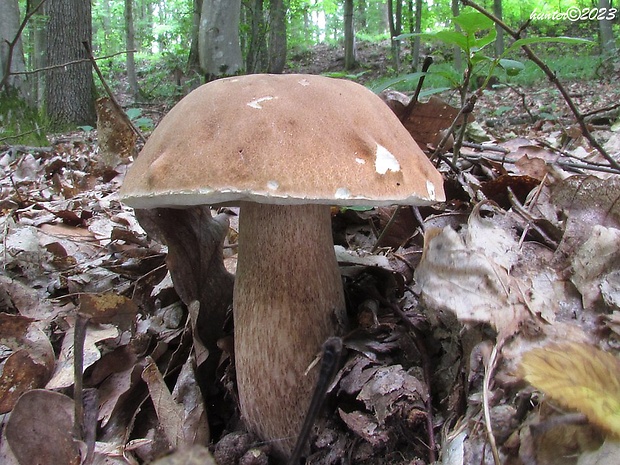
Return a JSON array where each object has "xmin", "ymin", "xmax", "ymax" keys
[{"xmin": 120, "ymin": 73, "xmax": 445, "ymax": 208}]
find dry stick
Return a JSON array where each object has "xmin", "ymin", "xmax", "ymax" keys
[
  {"xmin": 81, "ymin": 41, "xmax": 146, "ymax": 143},
  {"xmin": 0, "ymin": 0, "xmax": 47, "ymax": 92},
  {"xmin": 482, "ymin": 342, "xmax": 502, "ymax": 465},
  {"xmin": 461, "ymin": 0, "xmax": 620, "ymax": 172},
  {"xmin": 287, "ymin": 337, "xmax": 343, "ymax": 465},
  {"xmin": 11, "ymin": 50, "xmax": 135, "ymax": 76},
  {"xmin": 430, "ymin": 94, "xmax": 477, "ymax": 164},
  {"xmin": 399, "ymin": 56, "xmax": 434, "ymax": 123}
]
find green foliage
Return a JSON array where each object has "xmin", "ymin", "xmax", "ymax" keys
[
  {"xmin": 125, "ymin": 107, "xmax": 153, "ymax": 131},
  {"xmin": 393, "ymin": 7, "xmax": 593, "ymax": 94}
]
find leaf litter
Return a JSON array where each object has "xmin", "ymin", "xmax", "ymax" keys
[{"xmin": 1, "ymin": 77, "xmax": 620, "ymax": 464}]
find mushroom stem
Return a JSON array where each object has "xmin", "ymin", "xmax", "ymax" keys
[{"xmin": 234, "ymin": 202, "xmax": 346, "ymax": 458}]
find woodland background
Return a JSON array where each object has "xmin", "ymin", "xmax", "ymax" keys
[
  {"xmin": 0, "ymin": 0, "xmax": 618, "ymax": 144},
  {"xmin": 2, "ymin": 1, "xmax": 620, "ymax": 465}
]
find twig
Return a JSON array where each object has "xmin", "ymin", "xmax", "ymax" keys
[
  {"xmin": 287, "ymin": 337, "xmax": 343, "ymax": 465},
  {"xmin": 400, "ymin": 56, "xmax": 434, "ymax": 123},
  {"xmin": 10, "ymin": 50, "xmax": 136, "ymax": 76},
  {"xmin": 81, "ymin": 41, "xmax": 146, "ymax": 143},
  {"xmin": 461, "ymin": 141, "xmax": 510, "ymax": 154},
  {"xmin": 461, "ymin": 0, "xmax": 620, "ymax": 172},
  {"xmin": 430, "ymin": 94, "xmax": 477, "ymax": 163},
  {"xmin": 461, "ymin": 152, "xmax": 620, "ymax": 175},
  {"xmin": 482, "ymin": 342, "xmax": 501, "ymax": 465}
]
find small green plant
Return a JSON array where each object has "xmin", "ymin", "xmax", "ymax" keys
[{"xmin": 126, "ymin": 108, "xmax": 154, "ymax": 131}]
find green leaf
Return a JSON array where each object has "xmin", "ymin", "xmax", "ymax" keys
[
  {"xmin": 435, "ymin": 30, "xmax": 469, "ymax": 51},
  {"xmin": 499, "ymin": 59, "xmax": 525, "ymax": 76},
  {"xmin": 369, "ymin": 72, "xmax": 427, "ymax": 93},
  {"xmin": 453, "ymin": 10, "xmax": 494, "ymax": 35},
  {"xmin": 471, "ymin": 28, "xmax": 497, "ymax": 52},
  {"xmin": 126, "ymin": 108, "xmax": 142, "ymax": 120}
]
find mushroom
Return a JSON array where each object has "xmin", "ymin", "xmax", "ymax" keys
[{"xmin": 120, "ymin": 73, "xmax": 445, "ymax": 459}]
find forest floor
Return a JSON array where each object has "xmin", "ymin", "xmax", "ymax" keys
[{"xmin": 2, "ymin": 42, "xmax": 620, "ymax": 465}]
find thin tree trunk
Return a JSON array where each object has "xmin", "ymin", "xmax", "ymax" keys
[
  {"xmin": 412, "ymin": 0, "xmax": 422, "ymax": 70},
  {"xmin": 494, "ymin": 0, "xmax": 503, "ymax": 57},
  {"xmin": 387, "ymin": 0, "xmax": 402, "ymax": 71},
  {"xmin": 598, "ymin": 0, "xmax": 615, "ymax": 53},
  {"xmin": 451, "ymin": 0, "xmax": 462, "ymax": 71},
  {"xmin": 188, "ymin": 0, "xmax": 202, "ymax": 74},
  {"xmin": 125, "ymin": 0, "xmax": 138, "ymax": 98},
  {"xmin": 344, "ymin": 0, "xmax": 356, "ymax": 70},
  {"xmin": 246, "ymin": 0, "xmax": 268, "ymax": 73}
]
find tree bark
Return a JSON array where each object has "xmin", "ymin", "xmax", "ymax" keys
[
  {"xmin": 199, "ymin": 0, "xmax": 243, "ymax": 79},
  {"xmin": 267, "ymin": 0, "xmax": 287, "ymax": 73},
  {"xmin": 45, "ymin": 0, "xmax": 95, "ymax": 126},
  {"xmin": 344, "ymin": 0, "xmax": 356, "ymax": 70}
]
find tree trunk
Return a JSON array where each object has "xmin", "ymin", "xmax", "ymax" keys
[
  {"xmin": 599, "ymin": 0, "xmax": 615, "ymax": 53},
  {"xmin": 344, "ymin": 0, "xmax": 356, "ymax": 70},
  {"xmin": 267, "ymin": 0, "xmax": 287, "ymax": 73},
  {"xmin": 246, "ymin": 0, "xmax": 268, "ymax": 73},
  {"xmin": 45, "ymin": 0, "xmax": 95, "ymax": 127},
  {"xmin": 412, "ymin": 0, "xmax": 422, "ymax": 70},
  {"xmin": 125, "ymin": 0, "xmax": 138, "ymax": 98},
  {"xmin": 199, "ymin": 0, "xmax": 243, "ymax": 79},
  {"xmin": 493, "ymin": 0, "xmax": 504, "ymax": 57},
  {"xmin": 387, "ymin": 0, "xmax": 402, "ymax": 71},
  {"xmin": 32, "ymin": 3, "xmax": 46, "ymax": 108},
  {"xmin": 188, "ymin": 0, "xmax": 202, "ymax": 74},
  {"xmin": 0, "ymin": 0, "xmax": 30, "ymax": 100}
]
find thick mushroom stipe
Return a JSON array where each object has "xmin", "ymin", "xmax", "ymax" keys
[{"xmin": 235, "ymin": 202, "xmax": 345, "ymax": 456}]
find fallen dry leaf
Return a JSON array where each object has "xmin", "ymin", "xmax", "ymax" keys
[
  {"xmin": 521, "ymin": 342, "xmax": 620, "ymax": 437},
  {"xmin": 4, "ymin": 389, "xmax": 80, "ymax": 465},
  {"xmin": 142, "ymin": 356, "xmax": 209, "ymax": 450},
  {"xmin": 0, "ymin": 313, "xmax": 55, "ymax": 413},
  {"xmin": 570, "ymin": 225, "xmax": 620, "ymax": 310}
]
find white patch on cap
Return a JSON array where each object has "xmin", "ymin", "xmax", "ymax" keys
[
  {"xmin": 335, "ymin": 187, "xmax": 351, "ymax": 199},
  {"xmin": 375, "ymin": 145, "xmax": 400, "ymax": 174},
  {"xmin": 355, "ymin": 158, "xmax": 366, "ymax": 165},
  {"xmin": 247, "ymin": 96, "xmax": 275, "ymax": 109},
  {"xmin": 298, "ymin": 78, "xmax": 311, "ymax": 86},
  {"xmin": 426, "ymin": 180, "xmax": 436, "ymax": 200},
  {"xmin": 267, "ymin": 180, "xmax": 279, "ymax": 191}
]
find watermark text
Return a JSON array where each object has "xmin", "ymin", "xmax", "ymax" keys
[{"xmin": 530, "ymin": 7, "xmax": 617, "ymax": 21}]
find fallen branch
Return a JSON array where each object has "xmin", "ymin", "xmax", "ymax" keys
[{"xmin": 10, "ymin": 50, "xmax": 136, "ymax": 77}]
